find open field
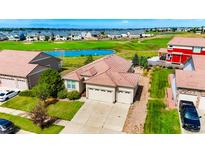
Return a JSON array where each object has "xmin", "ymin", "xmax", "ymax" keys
[
  {"xmin": 0, "ymin": 112, "xmax": 64, "ymax": 134},
  {"xmin": 1, "ymin": 96, "xmax": 84, "ymax": 120}
]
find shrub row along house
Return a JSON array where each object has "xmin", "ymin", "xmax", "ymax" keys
[
  {"xmin": 158, "ymin": 37, "xmax": 205, "ymax": 65},
  {"xmin": 63, "ymin": 55, "xmax": 138, "ymax": 104},
  {"xmin": 169, "ymin": 55, "xmax": 205, "ymax": 110},
  {"xmin": 0, "ymin": 50, "xmax": 61, "ymax": 90}
]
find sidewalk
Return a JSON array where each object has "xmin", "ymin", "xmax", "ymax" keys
[{"xmin": 0, "ymin": 106, "xmax": 29, "ymax": 118}]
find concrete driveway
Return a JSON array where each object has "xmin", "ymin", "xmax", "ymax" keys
[{"xmin": 60, "ymin": 100, "xmax": 130, "ymax": 134}]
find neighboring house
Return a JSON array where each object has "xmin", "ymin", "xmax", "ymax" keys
[
  {"xmin": 55, "ymin": 35, "xmax": 67, "ymax": 41},
  {"xmin": 63, "ymin": 55, "xmax": 138, "ymax": 104},
  {"xmin": 8, "ymin": 35, "xmax": 20, "ymax": 41},
  {"xmin": 39, "ymin": 35, "xmax": 46, "ymax": 41},
  {"xmin": 158, "ymin": 37, "xmax": 205, "ymax": 65},
  {"xmin": 0, "ymin": 50, "xmax": 61, "ymax": 91},
  {"xmin": 170, "ymin": 55, "xmax": 205, "ymax": 110},
  {"xmin": 26, "ymin": 35, "xmax": 38, "ymax": 41}
]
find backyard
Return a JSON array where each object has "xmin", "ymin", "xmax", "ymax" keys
[
  {"xmin": 0, "ymin": 112, "xmax": 64, "ymax": 134},
  {"xmin": 144, "ymin": 68, "xmax": 181, "ymax": 134},
  {"xmin": 1, "ymin": 96, "xmax": 84, "ymax": 120}
]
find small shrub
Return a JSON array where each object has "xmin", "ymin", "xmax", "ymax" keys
[
  {"xmin": 57, "ymin": 90, "xmax": 68, "ymax": 99},
  {"xmin": 143, "ymin": 69, "xmax": 149, "ymax": 76},
  {"xmin": 19, "ymin": 90, "xmax": 35, "ymax": 97},
  {"xmin": 67, "ymin": 90, "xmax": 81, "ymax": 100}
]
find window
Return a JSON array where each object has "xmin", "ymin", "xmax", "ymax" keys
[
  {"xmin": 193, "ymin": 47, "xmax": 201, "ymax": 53},
  {"xmin": 166, "ymin": 54, "xmax": 172, "ymax": 60},
  {"xmin": 67, "ymin": 80, "xmax": 76, "ymax": 89}
]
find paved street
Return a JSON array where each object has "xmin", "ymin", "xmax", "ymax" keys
[{"xmin": 60, "ymin": 100, "xmax": 130, "ymax": 134}]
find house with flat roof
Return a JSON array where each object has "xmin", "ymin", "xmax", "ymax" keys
[
  {"xmin": 170, "ymin": 55, "xmax": 205, "ymax": 110},
  {"xmin": 158, "ymin": 37, "xmax": 205, "ymax": 65},
  {"xmin": 0, "ymin": 50, "xmax": 61, "ymax": 90},
  {"xmin": 63, "ymin": 55, "xmax": 138, "ymax": 104}
]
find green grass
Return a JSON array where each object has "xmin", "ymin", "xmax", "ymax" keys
[
  {"xmin": 0, "ymin": 112, "xmax": 64, "ymax": 134},
  {"xmin": 47, "ymin": 101, "xmax": 83, "ymax": 120},
  {"xmin": 0, "ymin": 37, "xmax": 171, "ymax": 51},
  {"xmin": 1, "ymin": 96, "xmax": 84, "ymax": 120},
  {"xmin": 150, "ymin": 68, "xmax": 174, "ymax": 98},
  {"xmin": 1, "ymin": 96, "xmax": 38, "ymax": 112},
  {"xmin": 144, "ymin": 99, "xmax": 181, "ymax": 134}
]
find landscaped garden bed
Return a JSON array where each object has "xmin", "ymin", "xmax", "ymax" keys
[{"xmin": 0, "ymin": 112, "xmax": 64, "ymax": 134}]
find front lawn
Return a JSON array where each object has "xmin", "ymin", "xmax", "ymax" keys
[
  {"xmin": 144, "ymin": 99, "xmax": 181, "ymax": 134},
  {"xmin": 0, "ymin": 112, "xmax": 64, "ymax": 134},
  {"xmin": 150, "ymin": 68, "xmax": 174, "ymax": 98},
  {"xmin": 1, "ymin": 96, "xmax": 84, "ymax": 120},
  {"xmin": 47, "ymin": 101, "xmax": 83, "ymax": 120}
]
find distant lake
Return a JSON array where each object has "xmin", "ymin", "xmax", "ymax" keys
[{"xmin": 44, "ymin": 49, "xmax": 114, "ymax": 57}]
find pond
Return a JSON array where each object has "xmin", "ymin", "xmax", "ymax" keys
[{"xmin": 44, "ymin": 49, "xmax": 114, "ymax": 57}]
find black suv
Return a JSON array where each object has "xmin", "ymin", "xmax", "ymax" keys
[
  {"xmin": 0, "ymin": 119, "xmax": 16, "ymax": 134},
  {"xmin": 179, "ymin": 100, "xmax": 201, "ymax": 132}
]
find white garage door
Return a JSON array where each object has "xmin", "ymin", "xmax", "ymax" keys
[
  {"xmin": 0, "ymin": 76, "xmax": 28, "ymax": 90},
  {"xmin": 178, "ymin": 94, "xmax": 197, "ymax": 106},
  {"xmin": 0, "ymin": 76, "xmax": 17, "ymax": 88},
  {"xmin": 199, "ymin": 97, "xmax": 205, "ymax": 110},
  {"xmin": 87, "ymin": 88, "xmax": 114, "ymax": 103},
  {"xmin": 117, "ymin": 90, "xmax": 133, "ymax": 104}
]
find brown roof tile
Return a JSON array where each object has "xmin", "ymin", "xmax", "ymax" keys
[{"xmin": 169, "ymin": 37, "xmax": 205, "ymax": 47}]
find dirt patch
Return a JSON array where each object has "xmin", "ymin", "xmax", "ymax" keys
[{"xmin": 123, "ymin": 67, "xmax": 150, "ymax": 133}]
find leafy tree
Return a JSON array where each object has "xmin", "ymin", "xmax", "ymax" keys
[
  {"xmin": 84, "ymin": 55, "xmax": 94, "ymax": 65},
  {"xmin": 132, "ymin": 54, "xmax": 139, "ymax": 67},
  {"xmin": 139, "ymin": 56, "xmax": 148, "ymax": 69},
  {"xmin": 19, "ymin": 33, "xmax": 26, "ymax": 41},
  {"xmin": 32, "ymin": 83, "xmax": 50, "ymax": 102},
  {"xmin": 45, "ymin": 35, "xmax": 50, "ymax": 41},
  {"xmin": 37, "ymin": 69, "xmax": 65, "ymax": 98}
]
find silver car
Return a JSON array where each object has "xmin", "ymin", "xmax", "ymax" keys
[{"xmin": 0, "ymin": 90, "xmax": 19, "ymax": 102}]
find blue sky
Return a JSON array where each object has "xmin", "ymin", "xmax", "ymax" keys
[{"xmin": 0, "ymin": 19, "xmax": 205, "ymax": 28}]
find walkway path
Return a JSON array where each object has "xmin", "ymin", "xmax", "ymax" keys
[{"xmin": 123, "ymin": 68, "xmax": 150, "ymax": 133}]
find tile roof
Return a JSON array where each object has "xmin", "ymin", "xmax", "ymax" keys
[
  {"xmin": 168, "ymin": 37, "xmax": 205, "ymax": 47},
  {"xmin": 176, "ymin": 70, "xmax": 205, "ymax": 91},
  {"xmin": 63, "ymin": 54, "xmax": 138, "ymax": 88},
  {"xmin": 0, "ymin": 50, "xmax": 41, "ymax": 77},
  {"xmin": 158, "ymin": 48, "xmax": 168, "ymax": 53},
  {"xmin": 191, "ymin": 55, "xmax": 205, "ymax": 71}
]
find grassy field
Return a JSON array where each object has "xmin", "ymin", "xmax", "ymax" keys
[
  {"xmin": 0, "ymin": 37, "xmax": 171, "ymax": 51},
  {"xmin": 144, "ymin": 99, "xmax": 181, "ymax": 134},
  {"xmin": 0, "ymin": 112, "xmax": 64, "ymax": 134},
  {"xmin": 1, "ymin": 96, "xmax": 84, "ymax": 120},
  {"xmin": 144, "ymin": 67, "xmax": 181, "ymax": 134},
  {"xmin": 150, "ymin": 68, "xmax": 174, "ymax": 98}
]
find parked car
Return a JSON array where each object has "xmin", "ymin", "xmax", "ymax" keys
[
  {"xmin": 0, "ymin": 90, "xmax": 20, "ymax": 102},
  {"xmin": 0, "ymin": 119, "xmax": 16, "ymax": 134},
  {"xmin": 179, "ymin": 100, "xmax": 201, "ymax": 132}
]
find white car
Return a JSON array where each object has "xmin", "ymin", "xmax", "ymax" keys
[{"xmin": 0, "ymin": 90, "xmax": 20, "ymax": 102}]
